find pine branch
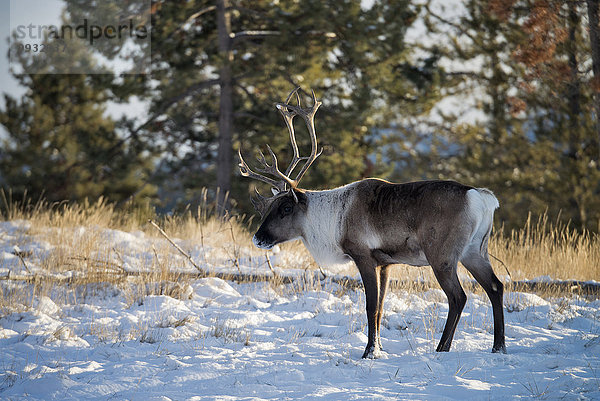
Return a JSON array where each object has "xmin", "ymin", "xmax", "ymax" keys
[
  {"xmin": 64, "ymin": 77, "xmax": 221, "ymax": 176},
  {"xmin": 230, "ymin": 30, "xmax": 280, "ymax": 45},
  {"xmin": 167, "ymin": 6, "xmax": 217, "ymax": 40}
]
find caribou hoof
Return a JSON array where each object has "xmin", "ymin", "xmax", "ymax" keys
[
  {"xmin": 492, "ymin": 344, "xmax": 507, "ymax": 354},
  {"xmin": 362, "ymin": 344, "xmax": 383, "ymax": 359}
]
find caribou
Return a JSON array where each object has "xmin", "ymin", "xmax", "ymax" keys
[{"xmin": 238, "ymin": 88, "xmax": 506, "ymax": 359}]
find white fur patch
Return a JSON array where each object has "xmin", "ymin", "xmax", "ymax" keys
[
  {"xmin": 300, "ymin": 184, "xmax": 356, "ymax": 267},
  {"xmin": 464, "ymin": 188, "xmax": 499, "ymax": 255}
]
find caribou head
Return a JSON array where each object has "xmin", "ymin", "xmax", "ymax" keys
[{"xmin": 238, "ymin": 87, "xmax": 322, "ymax": 250}]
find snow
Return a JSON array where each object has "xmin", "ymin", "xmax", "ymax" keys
[{"xmin": 0, "ymin": 222, "xmax": 599, "ymax": 400}]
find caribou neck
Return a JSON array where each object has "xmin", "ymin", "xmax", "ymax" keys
[{"xmin": 299, "ymin": 184, "xmax": 357, "ymax": 267}]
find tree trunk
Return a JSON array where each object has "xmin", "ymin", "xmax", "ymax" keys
[
  {"xmin": 567, "ymin": 2, "xmax": 586, "ymax": 228},
  {"xmin": 587, "ymin": 0, "xmax": 600, "ymax": 161},
  {"xmin": 567, "ymin": 1, "xmax": 581, "ymax": 147},
  {"xmin": 216, "ymin": 0, "xmax": 234, "ymax": 215}
]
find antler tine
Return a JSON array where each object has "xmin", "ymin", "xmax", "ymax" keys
[
  {"xmin": 239, "ymin": 88, "xmax": 321, "ymax": 204},
  {"xmin": 240, "ymin": 141, "xmax": 299, "ymax": 190},
  {"xmin": 261, "ymin": 145, "xmax": 299, "ymax": 202},
  {"xmin": 238, "ymin": 148, "xmax": 288, "ymax": 193},
  {"xmin": 250, "ymin": 187, "xmax": 269, "ymax": 217},
  {"xmin": 277, "ymin": 87, "xmax": 305, "ymax": 177},
  {"xmin": 284, "ymin": 86, "xmax": 301, "ymax": 104},
  {"xmin": 276, "ymin": 89, "xmax": 322, "ymax": 185}
]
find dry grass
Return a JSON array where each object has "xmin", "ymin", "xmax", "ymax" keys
[
  {"xmin": 490, "ymin": 213, "xmax": 600, "ymax": 281},
  {"xmin": 0, "ymin": 191, "xmax": 260, "ymax": 314},
  {"xmin": 0, "ymin": 192, "xmax": 598, "ymax": 318}
]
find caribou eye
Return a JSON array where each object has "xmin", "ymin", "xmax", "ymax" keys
[{"xmin": 280, "ymin": 203, "xmax": 293, "ymax": 217}]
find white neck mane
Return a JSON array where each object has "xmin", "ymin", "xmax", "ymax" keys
[{"xmin": 300, "ymin": 184, "xmax": 357, "ymax": 267}]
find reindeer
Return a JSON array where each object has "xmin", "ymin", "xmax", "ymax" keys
[{"xmin": 238, "ymin": 88, "xmax": 506, "ymax": 359}]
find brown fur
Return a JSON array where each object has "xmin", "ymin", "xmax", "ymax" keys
[
  {"xmin": 243, "ymin": 89, "xmax": 505, "ymax": 358},
  {"xmin": 252, "ymin": 178, "xmax": 506, "ymax": 358}
]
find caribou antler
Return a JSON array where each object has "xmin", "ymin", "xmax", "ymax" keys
[
  {"xmin": 238, "ymin": 87, "xmax": 322, "ymax": 207},
  {"xmin": 238, "ymin": 145, "xmax": 294, "ymax": 193},
  {"xmin": 275, "ymin": 88, "xmax": 322, "ymax": 185}
]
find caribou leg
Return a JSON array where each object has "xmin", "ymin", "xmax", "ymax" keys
[
  {"xmin": 432, "ymin": 263, "xmax": 467, "ymax": 352},
  {"xmin": 349, "ymin": 252, "xmax": 382, "ymax": 359},
  {"xmin": 375, "ymin": 264, "xmax": 391, "ymax": 351},
  {"xmin": 461, "ymin": 250, "xmax": 506, "ymax": 353}
]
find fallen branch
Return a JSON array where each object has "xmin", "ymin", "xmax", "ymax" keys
[
  {"xmin": 489, "ymin": 252, "xmax": 511, "ymax": 278},
  {"xmin": 265, "ymin": 253, "xmax": 277, "ymax": 277},
  {"xmin": 70, "ymin": 255, "xmax": 124, "ymax": 273},
  {"xmin": 13, "ymin": 245, "xmax": 31, "ymax": 274},
  {"xmin": 148, "ymin": 219, "xmax": 207, "ymax": 275},
  {"xmin": 3, "ymin": 225, "xmax": 600, "ymax": 298},
  {"xmin": 1, "ymin": 266, "xmax": 599, "ymax": 299}
]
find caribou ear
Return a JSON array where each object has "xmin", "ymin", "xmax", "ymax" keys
[{"xmin": 292, "ymin": 188, "xmax": 307, "ymax": 207}]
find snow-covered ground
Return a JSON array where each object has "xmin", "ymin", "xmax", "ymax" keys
[{"xmin": 0, "ymin": 221, "xmax": 599, "ymax": 400}]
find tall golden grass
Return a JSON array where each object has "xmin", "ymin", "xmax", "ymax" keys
[
  {"xmin": 0, "ymin": 190, "xmax": 597, "ymax": 317},
  {"xmin": 490, "ymin": 213, "xmax": 600, "ymax": 281},
  {"xmin": 0, "ymin": 191, "xmax": 318, "ymax": 313}
]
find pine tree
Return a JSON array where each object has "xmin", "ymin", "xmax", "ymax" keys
[
  {"xmin": 415, "ymin": 0, "xmax": 538, "ymax": 229},
  {"xmin": 490, "ymin": 0, "xmax": 600, "ymax": 230},
  {"xmin": 418, "ymin": 0, "xmax": 600, "ymax": 231},
  {"xmin": 113, "ymin": 0, "xmax": 424, "ymax": 216},
  {"xmin": 0, "ymin": 25, "xmax": 156, "ymax": 205}
]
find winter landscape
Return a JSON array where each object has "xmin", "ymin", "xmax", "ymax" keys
[
  {"xmin": 2, "ymin": 0, "xmax": 600, "ymax": 399},
  {"xmin": 0, "ymin": 208, "xmax": 598, "ymax": 400}
]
